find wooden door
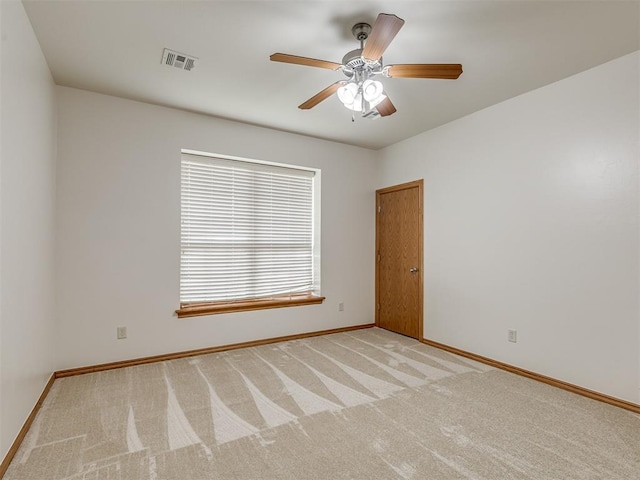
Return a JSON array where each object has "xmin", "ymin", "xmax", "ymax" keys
[{"xmin": 376, "ymin": 180, "xmax": 423, "ymax": 339}]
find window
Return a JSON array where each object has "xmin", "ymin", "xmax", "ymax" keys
[{"xmin": 177, "ymin": 151, "xmax": 323, "ymax": 317}]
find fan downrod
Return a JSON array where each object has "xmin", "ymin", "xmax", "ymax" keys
[{"xmin": 342, "ymin": 22, "xmax": 381, "ymax": 75}]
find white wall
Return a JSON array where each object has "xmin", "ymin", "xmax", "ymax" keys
[
  {"xmin": 55, "ymin": 87, "xmax": 376, "ymax": 370},
  {"xmin": 378, "ymin": 52, "xmax": 640, "ymax": 403},
  {"xmin": 0, "ymin": 0, "xmax": 57, "ymax": 459},
  {"xmin": 0, "ymin": 0, "xmax": 4, "ymax": 459}
]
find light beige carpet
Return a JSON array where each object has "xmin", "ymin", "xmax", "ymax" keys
[{"xmin": 4, "ymin": 327, "xmax": 639, "ymax": 479}]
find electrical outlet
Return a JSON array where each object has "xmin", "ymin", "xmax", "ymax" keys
[
  {"xmin": 117, "ymin": 326, "xmax": 127, "ymax": 340},
  {"xmin": 338, "ymin": 302, "xmax": 344, "ymax": 312},
  {"xmin": 507, "ymin": 329, "xmax": 517, "ymax": 343}
]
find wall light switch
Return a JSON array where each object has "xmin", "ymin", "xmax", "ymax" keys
[{"xmin": 117, "ymin": 326, "xmax": 127, "ymax": 339}]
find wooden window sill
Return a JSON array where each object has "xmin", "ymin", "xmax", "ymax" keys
[{"xmin": 176, "ymin": 294, "xmax": 325, "ymax": 318}]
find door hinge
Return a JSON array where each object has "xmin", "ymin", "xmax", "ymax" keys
[
  {"xmin": 377, "ymin": 205, "xmax": 381, "ymax": 213},
  {"xmin": 377, "ymin": 304, "xmax": 380, "ymax": 310},
  {"xmin": 377, "ymin": 254, "xmax": 381, "ymax": 262}
]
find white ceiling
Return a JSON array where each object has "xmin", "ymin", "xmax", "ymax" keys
[{"xmin": 23, "ymin": 1, "xmax": 639, "ymax": 150}]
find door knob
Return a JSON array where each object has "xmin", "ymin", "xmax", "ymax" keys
[{"xmin": 409, "ymin": 267, "xmax": 419, "ymax": 273}]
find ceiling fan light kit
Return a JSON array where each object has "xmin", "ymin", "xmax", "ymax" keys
[
  {"xmin": 336, "ymin": 76, "xmax": 386, "ymax": 112},
  {"xmin": 270, "ymin": 13, "xmax": 463, "ymax": 120}
]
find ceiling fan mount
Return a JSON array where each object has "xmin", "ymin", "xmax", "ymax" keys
[
  {"xmin": 351, "ymin": 22, "xmax": 372, "ymax": 42},
  {"xmin": 270, "ymin": 13, "xmax": 463, "ymax": 119}
]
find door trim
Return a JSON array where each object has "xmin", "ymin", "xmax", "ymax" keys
[{"xmin": 375, "ymin": 179, "xmax": 424, "ymax": 340}]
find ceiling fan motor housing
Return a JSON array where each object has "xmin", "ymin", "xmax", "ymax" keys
[{"xmin": 341, "ymin": 48, "xmax": 382, "ymax": 78}]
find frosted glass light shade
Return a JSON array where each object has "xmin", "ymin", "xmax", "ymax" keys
[
  {"xmin": 337, "ymin": 83, "xmax": 363, "ymax": 111},
  {"xmin": 362, "ymin": 79, "xmax": 384, "ymax": 102},
  {"xmin": 337, "ymin": 83, "xmax": 358, "ymax": 105},
  {"xmin": 350, "ymin": 93, "xmax": 363, "ymax": 111}
]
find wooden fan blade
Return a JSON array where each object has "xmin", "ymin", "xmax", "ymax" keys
[
  {"xmin": 376, "ymin": 96, "xmax": 397, "ymax": 117},
  {"xmin": 362, "ymin": 13, "xmax": 405, "ymax": 62},
  {"xmin": 299, "ymin": 83, "xmax": 342, "ymax": 110},
  {"xmin": 386, "ymin": 64, "xmax": 463, "ymax": 79},
  {"xmin": 270, "ymin": 53, "xmax": 341, "ymax": 70}
]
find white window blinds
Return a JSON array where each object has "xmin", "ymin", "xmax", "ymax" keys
[{"xmin": 180, "ymin": 153, "xmax": 316, "ymax": 305}]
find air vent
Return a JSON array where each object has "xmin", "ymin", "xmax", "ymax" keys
[{"xmin": 161, "ymin": 48, "xmax": 198, "ymax": 71}]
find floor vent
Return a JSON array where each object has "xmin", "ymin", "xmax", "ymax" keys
[{"xmin": 161, "ymin": 48, "xmax": 198, "ymax": 71}]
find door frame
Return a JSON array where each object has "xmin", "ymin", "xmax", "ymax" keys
[{"xmin": 375, "ymin": 179, "xmax": 424, "ymax": 340}]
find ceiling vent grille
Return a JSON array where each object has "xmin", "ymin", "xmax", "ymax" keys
[{"xmin": 161, "ymin": 48, "xmax": 198, "ymax": 71}]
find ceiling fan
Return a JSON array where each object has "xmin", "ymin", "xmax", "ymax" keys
[{"xmin": 270, "ymin": 13, "xmax": 463, "ymax": 120}]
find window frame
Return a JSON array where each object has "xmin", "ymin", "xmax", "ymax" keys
[{"xmin": 176, "ymin": 150, "xmax": 324, "ymax": 318}]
